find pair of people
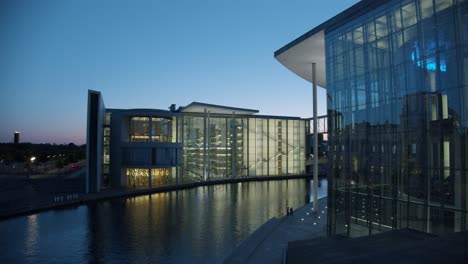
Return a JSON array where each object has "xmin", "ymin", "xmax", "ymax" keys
[{"xmin": 286, "ymin": 206, "xmax": 294, "ymax": 216}]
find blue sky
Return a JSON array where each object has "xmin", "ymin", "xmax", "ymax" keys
[{"xmin": 0, "ymin": 0, "xmax": 359, "ymax": 144}]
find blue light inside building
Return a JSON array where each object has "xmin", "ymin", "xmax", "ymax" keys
[{"xmin": 411, "ymin": 48, "xmax": 446, "ymax": 72}]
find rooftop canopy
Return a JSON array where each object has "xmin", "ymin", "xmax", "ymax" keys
[{"xmin": 274, "ymin": 0, "xmax": 390, "ymax": 88}]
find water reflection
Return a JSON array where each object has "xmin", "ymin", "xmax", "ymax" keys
[
  {"xmin": 0, "ymin": 179, "xmax": 326, "ymax": 263},
  {"xmin": 25, "ymin": 215, "xmax": 39, "ymax": 257}
]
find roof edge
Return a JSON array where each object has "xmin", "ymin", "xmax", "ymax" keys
[
  {"xmin": 179, "ymin": 101, "xmax": 259, "ymax": 114},
  {"xmin": 274, "ymin": 0, "xmax": 390, "ymax": 58}
]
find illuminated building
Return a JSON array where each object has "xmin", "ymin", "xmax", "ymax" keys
[
  {"xmin": 86, "ymin": 91, "xmax": 307, "ymax": 193},
  {"xmin": 275, "ymin": 0, "xmax": 468, "ymax": 236}
]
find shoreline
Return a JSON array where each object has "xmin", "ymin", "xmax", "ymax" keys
[{"xmin": 0, "ymin": 174, "xmax": 317, "ymax": 220}]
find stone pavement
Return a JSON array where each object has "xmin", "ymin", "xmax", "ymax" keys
[
  {"xmin": 286, "ymin": 228, "xmax": 468, "ymax": 264},
  {"xmin": 224, "ymin": 197, "xmax": 328, "ymax": 264}
]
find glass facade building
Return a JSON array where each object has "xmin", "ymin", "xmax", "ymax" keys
[
  {"xmin": 276, "ymin": 0, "xmax": 468, "ymax": 237},
  {"xmin": 180, "ymin": 114, "xmax": 306, "ymax": 183},
  {"xmin": 86, "ymin": 95, "xmax": 307, "ymax": 193}
]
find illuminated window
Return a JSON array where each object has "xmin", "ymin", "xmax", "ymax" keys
[
  {"xmin": 130, "ymin": 117, "xmax": 150, "ymax": 142},
  {"xmin": 126, "ymin": 168, "xmax": 149, "ymax": 187},
  {"xmin": 151, "ymin": 168, "xmax": 172, "ymax": 187},
  {"xmin": 151, "ymin": 117, "xmax": 173, "ymax": 142}
]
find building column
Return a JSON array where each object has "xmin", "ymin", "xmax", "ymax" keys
[
  {"xmin": 232, "ymin": 112, "xmax": 236, "ymax": 178},
  {"xmin": 312, "ymin": 63, "xmax": 319, "ymax": 213},
  {"xmin": 207, "ymin": 110, "xmax": 211, "ymax": 181},
  {"xmin": 203, "ymin": 108, "xmax": 207, "ymax": 181},
  {"xmin": 176, "ymin": 116, "xmax": 179, "ymax": 185},
  {"xmin": 149, "ymin": 116, "xmax": 152, "ymax": 188}
]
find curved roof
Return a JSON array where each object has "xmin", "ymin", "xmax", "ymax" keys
[
  {"xmin": 274, "ymin": 0, "xmax": 390, "ymax": 88},
  {"xmin": 179, "ymin": 102, "xmax": 259, "ymax": 115},
  {"xmin": 275, "ymin": 30, "xmax": 326, "ymax": 88}
]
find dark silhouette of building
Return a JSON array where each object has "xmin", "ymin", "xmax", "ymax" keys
[{"xmin": 14, "ymin": 131, "xmax": 20, "ymax": 144}]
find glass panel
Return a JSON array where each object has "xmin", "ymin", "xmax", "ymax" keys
[
  {"xmin": 105, "ymin": 112, "xmax": 111, "ymax": 125},
  {"xmin": 402, "ymin": 2, "xmax": 417, "ymax": 28},
  {"xmin": 183, "ymin": 115, "xmax": 205, "ymax": 182},
  {"xmin": 325, "ymin": 0, "xmax": 466, "ymax": 237},
  {"xmin": 151, "ymin": 168, "xmax": 172, "ymax": 187},
  {"xmin": 130, "ymin": 117, "xmax": 150, "ymax": 142},
  {"xmin": 151, "ymin": 117, "xmax": 172, "ymax": 142},
  {"xmin": 420, "ymin": 0, "xmax": 434, "ymax": 19},
  {"xmin": 126, "ymin": 168, "xmax": 149, "ymax": 188}
]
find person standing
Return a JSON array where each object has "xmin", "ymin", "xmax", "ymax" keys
[
  {"xmin": 290, "ymin": 207, "xmax": 293, "ymax": 217},
  {"xmin": 286, "ymin": 206, "xmax": 290, "ymax": 216}
]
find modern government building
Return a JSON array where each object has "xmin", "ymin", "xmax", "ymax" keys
[
  {"xmin": 276, "ymin": 0, "xmax": 468, "ymax": 237},
  {"xmin": 85, "ymin": 0, "xmax": 468, "ymax": 240},
  {"xmin": 86, "ymin": 91, "xmax": 307, "ymax": 193}
]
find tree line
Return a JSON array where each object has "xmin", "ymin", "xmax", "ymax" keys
[{"xmin": 0, "ymin": 143, "xmax": 86, "ymax": 167}]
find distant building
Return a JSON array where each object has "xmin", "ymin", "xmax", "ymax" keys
[
  {"xmin": 14, "ymin": 131, "xmax": 20, "ymax": 144},
  {"xmin": 86, "ymin": 90, "xmax": 307, "ymax": 193},
  {"xmin": 276, "ymin": 0, "xmax": 468, "ymax": 237}
]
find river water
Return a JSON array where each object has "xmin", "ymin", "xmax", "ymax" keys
[{"xmin": 0, "ymin": 178, "xmax": 327, "ymax": 263}]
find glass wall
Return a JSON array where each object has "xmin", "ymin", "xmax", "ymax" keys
[
  {"xmin": 102, "ymin": 112, "xmax": 111, "ymax": 187},
  {"xmin": 150, "ymin": 168, "xmax": 175, "ymax": 186},
  {"xmin": 181, "ymin": 114, "xmax": 306, "ymax": 183},
  {"xmin": 126, "ymin": 168, "xmax": 149, "ymax": 188},
  {"xmin": 182, "ymin": 115, "xmax": 205, "ymax": 182},
  {"xmin": 326, "ymin": 0, "xmax": 468, "ymax": 237},
  {"xmin": 123, "ymin": 113, "xmax": 306, "ymax": 188},
  {"xmin": 151, "ymin": 118, "xmax": 172, "ymax": 142},
  {"xmin": 130, "ymin": 117, "xmax": 150, "ymax": 142},
  {"xmin": 126, "ymin": 168, "xmax": 176, "ymax": 188},
  {"xmin": 130, "ymin": 116, "xmax": 176, "ymax": 143},
  {"xmin": 124, "ymin": 115, "xmax": 180, "ymax": 189}
]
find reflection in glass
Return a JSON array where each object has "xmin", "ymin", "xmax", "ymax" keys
[
  {"xmin": 130, "ymin": 117, "xmax": 150, "ymax": 142},
  {"xmin": 326, "ymin": 0, "xmax": 468, "ymax": 237}
]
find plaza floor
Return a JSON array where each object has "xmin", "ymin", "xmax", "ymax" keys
[{"xmin": 223, "ymin": 197, "xmax": 328, "ymax": 264}]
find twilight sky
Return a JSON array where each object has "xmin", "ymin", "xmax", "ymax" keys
[{"xmin": 0, "ymin": 0, "xmax": 359, "ymax": 144}]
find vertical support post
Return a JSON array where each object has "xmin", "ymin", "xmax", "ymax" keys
[
  {"xmin": 232, "ymin": 111, "xmax": 236, "ymax": 178},
  {"xmin": 207, "ymin": 111, "xmax": 211, "ymax": 181},
  {"xmin": 149, "ymin": 116, "xmax": 152, "ymax": 188},
  {"xmin": 176, "ymin": 116, "xmax": 179, "ymax": 185},
  {"xmin": 203, "ymin": 108, "xmax": 207, "ymax": 181},
  {"xmin": 313, "ymin": 63, "xmax": 319, "ymax": 213},
  {"xmin": 247, "ymin": 118, "xmax": 250, "ymax": 177},
  {"xmin": 180, "ymin": 116, "xmax": 184, "ymax": 184}
]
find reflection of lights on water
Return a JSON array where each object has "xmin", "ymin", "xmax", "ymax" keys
[{"xmin": 25, "ymin": 214, "xmax": 39, "ymax": 256}]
